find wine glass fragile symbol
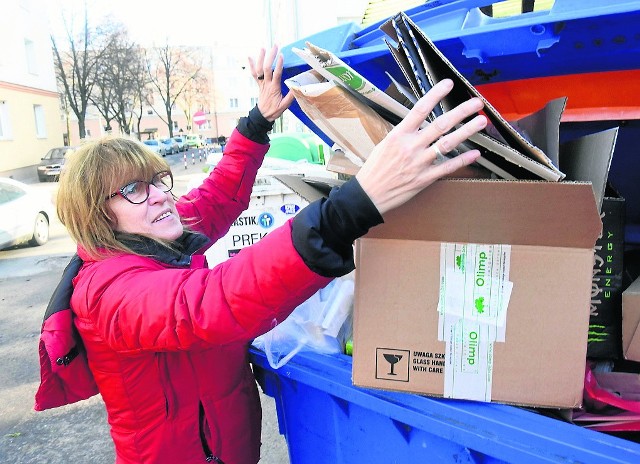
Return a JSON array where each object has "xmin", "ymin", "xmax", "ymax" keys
[{"xmin": 383, "ymin": 353, "xmax": 403, "ymax": 375}]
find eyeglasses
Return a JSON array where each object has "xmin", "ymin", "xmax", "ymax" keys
[{"xmin": 106, "ymin": 170, "xmax": 173, "ymax": 204}]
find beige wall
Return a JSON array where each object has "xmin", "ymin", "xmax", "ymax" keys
[
  {"xmin": 0, "ymin": 81, "xmax": 65, "ymax": 172},
  {"xmin": 67, "ymin": 109, "xmax": 246, "ymax": 144}
]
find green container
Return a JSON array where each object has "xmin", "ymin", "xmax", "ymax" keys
[{"xmin": 266, "ymin": 133, "xmax": 325, "ymax": 164}]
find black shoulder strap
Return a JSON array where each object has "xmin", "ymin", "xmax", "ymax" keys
[{"xmin": 43, "ymin": 254, "xmax": 83, "ymax": 322}]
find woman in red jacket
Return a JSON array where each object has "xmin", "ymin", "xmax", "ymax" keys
[{"xmin": 37, "ymin": 46, "xmax": 486, "ymax": 463}]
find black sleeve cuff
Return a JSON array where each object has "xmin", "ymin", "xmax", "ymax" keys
[
  {"xmin": 236, "ymin": 106, "xmax": 274, "ymax": 144},
  {"xmin": 291, "ymin": 178, "xmax": 384, "ymax": 277}
]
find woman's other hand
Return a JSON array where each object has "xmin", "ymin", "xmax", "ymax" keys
[
  {"xmin": 356, "ymin": 79, "xmax": 487, "ymax": 216},
  {"xmin": 249, "ymin": 45, "xmax": 295, "ymax": 122}
]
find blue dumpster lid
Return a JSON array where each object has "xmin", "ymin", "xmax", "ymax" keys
[{"xmin": 280, "ymin": 0, "xmax": 640, "ymax": 144}]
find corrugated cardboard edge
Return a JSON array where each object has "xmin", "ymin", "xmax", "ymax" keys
[
  {"xmin": 366, "ymin": 179, "xmax": 601, "ymax": 249},
  {"xmin": 272, "ymin": 175, "xmax": 344, "ymax": 203},
  {"xmin": 622, "ymin": 277, "xmax": 640, "ymax": 361}
]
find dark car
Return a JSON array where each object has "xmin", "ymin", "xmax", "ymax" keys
[
  {"xmin": 172, "ymin": 136, "xmax": 188, "ymax": 152},
  {"xmin": 160, "ymin": 138, "xmax": 179, "ymax": 155},
  {"xmin": 37, "ymin": 146, "xmax": 76, "ymax": 182}
]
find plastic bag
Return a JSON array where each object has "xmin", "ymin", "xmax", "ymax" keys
[
  {"xmin": 569, "ymin": 361, "xmax": 640, "ymax": 431},
  {"xmin": 252, "ymin": 274, "xmax": 355, "ymax": 369}
]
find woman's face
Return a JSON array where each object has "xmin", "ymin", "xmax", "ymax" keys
[{"xmin": 108, "ymin": 172, "xmax": 183, "ymax": 241}]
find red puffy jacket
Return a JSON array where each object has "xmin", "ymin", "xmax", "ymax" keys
[
  {"xmin": 39, "ymin": 128, "xmax": 331, "ymax": 464},
  {"xmin": 36, "ymin": 108, "xmax": 384, "ymax": 463}
]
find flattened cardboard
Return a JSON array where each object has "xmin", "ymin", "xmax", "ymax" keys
[
  {"xmin": 272, "ymin": 175, "xmax": 343, "ymax": 204},
  {"xmin": 511, "ymin": 97, "xmax": 566, "ymax": 168},
  {"xmin": 381, "ymin": 12, "xmax": 565, "ymax": 182},
  {"xmin": 326, "ymin": 150, "xmax": 361, "ymax": 177},
  {"xmin": 623, "ymin": 277, "xmax": 640, "ymax": 361},
  {"xmin": 292, "ymin": 43, "xmax": 407, "ymax": 126},
  {"xmin": 284, "ymin": 70, "xmax": 394, "ymax": 162},
  {"xmin": 560, "ymin": 128, "xmax": 619, "ymax": 212},
  {"xmin": 352, "ymin": 180, "xmax": 602, "ymax": 408}
]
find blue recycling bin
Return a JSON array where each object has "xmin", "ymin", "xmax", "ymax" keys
[
  {"xmin": 250, "ymin": 347, "xmax": 640, "ymax": 463},
  {"xmin": 256, "ymin": 1, "xmax": 640, "ymax": 462}
]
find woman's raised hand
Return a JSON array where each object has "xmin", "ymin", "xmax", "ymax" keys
[
  {"xmin": 249, "ymin": 45, "xmax": 295, "ymax": 122},
  {"xmin": 356, "ymin": 79, "xmax": 487, "ymax": 216}
]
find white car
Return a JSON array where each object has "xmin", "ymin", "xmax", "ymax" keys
[
  {"xmin": 142, "ymin": 139, "xmax": 166, "ymax": 157},
  {"xmin": 0, "ymin": 177, "xmax": 55, "ymax": 250}
]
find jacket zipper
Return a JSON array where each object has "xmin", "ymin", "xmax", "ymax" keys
[{"xmin": 199, "ymin": 402, "xmax": 224, "ymax": 463}]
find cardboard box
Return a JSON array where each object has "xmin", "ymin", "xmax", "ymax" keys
[
  {"xmin": 622, "ymin": 277, "xmax": 640, "ymax": 362},
  {"xmin": 352, "ymin": 180, "xmax": 602, "ymax": 408}
]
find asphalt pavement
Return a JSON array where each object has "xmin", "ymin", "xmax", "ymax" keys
[{"xmin": 0, "ymin": 152, "xmax": 290, "ymax": 463}]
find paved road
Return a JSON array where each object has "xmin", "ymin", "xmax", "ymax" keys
[{"xmin": 0, "ymin": 154, "xmax": 290, "ymax": 463}]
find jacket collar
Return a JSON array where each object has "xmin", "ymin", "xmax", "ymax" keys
[{"xmin": 115, "ymin": 230, "xmax": 211, "ymax": 267}]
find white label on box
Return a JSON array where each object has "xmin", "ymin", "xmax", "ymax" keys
[{"xmin": 437, "ymin": 243, "xmax": 513, "ymax": 401}]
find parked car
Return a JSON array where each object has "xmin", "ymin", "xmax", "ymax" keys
[
  {"xmin": 37, "ymin": 146, "xmax": 77, "ymax": 182},
  {"xmin": 185, "ymin": 134, "xmax": 204, "ymax": 149},
  {"xmin": 142, "ymin": 139, "xmax": 166, "ymax": 157},
  {"xmin": 0, "ymin": 177, "xmax": 54, "ymax": 250},
  {"xmin": 160, "ymin": 138, "xmax": 179, "ymax": 155},
  {"xmin": 172, "ymin": 136, "xmax": 188, "ymax": 152}
]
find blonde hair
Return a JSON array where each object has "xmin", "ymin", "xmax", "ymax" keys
[{"xmin": 57, "ymin": 135, "xmax": 175, "ymax": 260}]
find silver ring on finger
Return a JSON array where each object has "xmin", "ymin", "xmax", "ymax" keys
[
  {"xmin": 257, "ymin": 75, "xmax": 264, "ymax": 80},
  {"xmin": 432, "ymin": 143, "xmax": 445, "ymax": 162}
]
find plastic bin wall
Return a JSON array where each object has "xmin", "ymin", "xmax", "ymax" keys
[{"xmin": 251, "ymin": 348, "xmax": 640, "ymax": 464}]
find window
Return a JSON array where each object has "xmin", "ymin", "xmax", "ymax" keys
[
  {"xmin": 24, "ymin": 39, "xmax": 38, "ymax": 75},
  {"xmin": 0, "ymin": 182, "xmax": 26, "ymax": 205},
  {"xmin": 250, "ymin": 97, "xmax": 258, "ymax": 107},
  {"xmin": 229, "ymin": 98, "xmax": 239, "ymax": 109},
  {"xmin": 0, "ymin": 101, "xmax": 11, "ymax": 140},
  {"xmin": 34, "ymin": 105, "xmax": 46, "ymax": 138}
]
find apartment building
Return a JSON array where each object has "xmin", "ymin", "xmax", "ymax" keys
[{"xmin": 0, "ymin": 0, "xmax": 64, "ymax": 177}]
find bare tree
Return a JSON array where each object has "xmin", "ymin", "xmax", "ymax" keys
[
  {"xmin": 92, "ymin": 24, "xmax": 147, "ymax": 136},
  {"xmin": 117, "ymin": 45, "xmax": 148, "ymax": 136},
  {"xmin": 145, "ymin": 44, "xmax": 204, "ymax": 137},
  {"xmin": 91, "ymin": 65, "xmax": 117, "ymax": 133},
  {"xmin": 51, "ymin": 12, "xmax": 109, "ymax": 140},
  {"xmin": 131, "ymin": 84, "xmax": 152, "ymax": 139},
  {"xmin": 176, "ymin": 70, "xmax": 210, "ymax": 133}
]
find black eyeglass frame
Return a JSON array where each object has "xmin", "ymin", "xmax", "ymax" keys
[{"xmin": 105, "ymin": 170, "xmax": 174, "ymax": 205}]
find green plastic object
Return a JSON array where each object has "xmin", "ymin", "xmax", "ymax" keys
[
  {"xmin": 345, "ymin": 339, "xmax": 353, "ymax": 356},
  {"xmin": 266, "ymin": 133, "xmax": 325, "ymax": 164}
]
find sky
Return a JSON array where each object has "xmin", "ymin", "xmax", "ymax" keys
[
  {"xmin": 45, "ymin": 0, "xmax": 369, "ymax": 55},
  {"xmin": 47, "ymin": 1, "xmax": 270, "ymax": 49}
]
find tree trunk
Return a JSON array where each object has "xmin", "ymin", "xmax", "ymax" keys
[{"xmin": 78, "ymin": 117, "xmax": 87, "ymax": 140}]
